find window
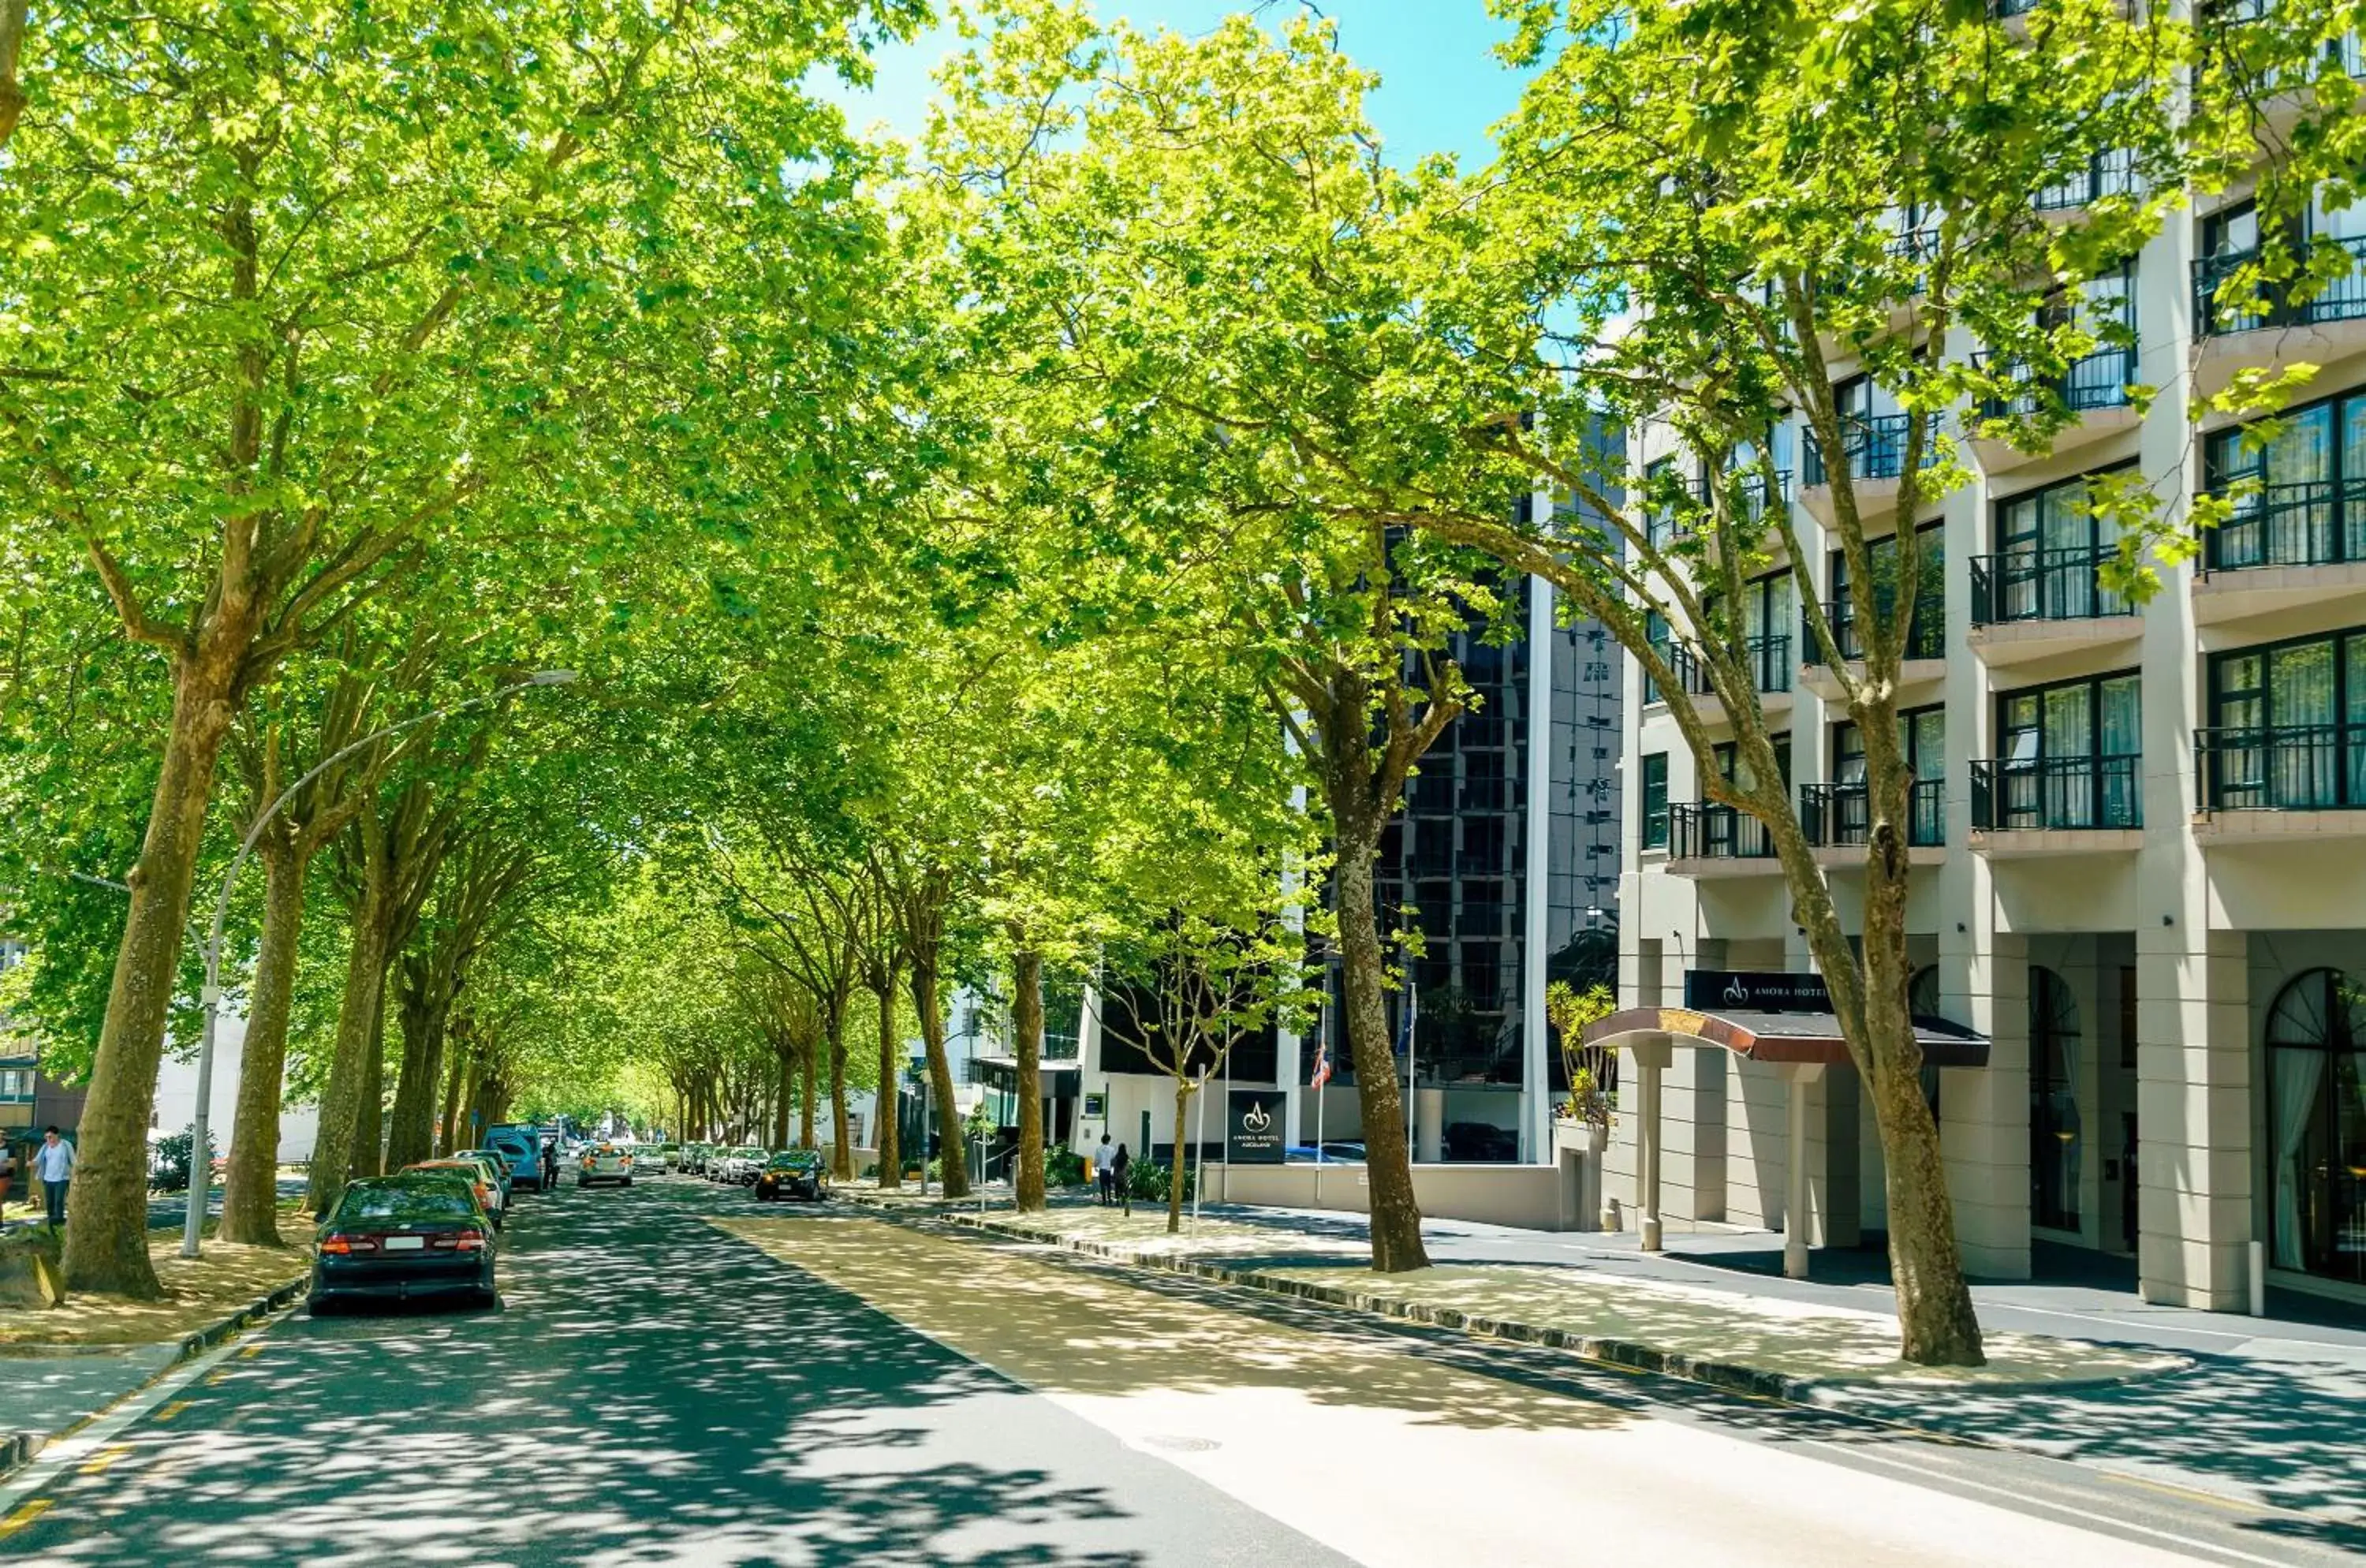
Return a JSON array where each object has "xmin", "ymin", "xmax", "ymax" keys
[
  {"xmin": 1645, "ymin": 457, "xmax": 1679, "ymax": 549},
  {"xmin": 1824, "ymin": 707, "xmax": 1945, "ymax": 846},
  {"xmin": 1641, "ymin": 753, "xmax": 1669, "ymax": 849},
  {"xmin": 1987, "ymin": 671, "xmax": 2142, "ymax": 829},
  {"xmin": 1713, "ymin": 735, "xmax": 1793, "ymax": 790},
  {"xmin": 1704, "ymin": 572, "xmax": 1795, "ymax": 692},
  {"xmin": 2204, "ymin": 625, "xmax": 2366, "ymax": 808},
  {"xmin": 1826, "ymin": 525, "xmax": 1945, "ymax": 661},
  {"xmin": 2267, "ymin": 969, "xmax": 2366, "ymax": 1284},
  {"xmin": 1984, "ymin": 468, "xmax": 2133, "ymax": 622},
  {"xmin": 2202, "ymin": 385, "xmax": 2366, "ymax": 569},
  {"xmin": 2030, "ymin": 968, "xmax": 2083, "ymax": 1232}
]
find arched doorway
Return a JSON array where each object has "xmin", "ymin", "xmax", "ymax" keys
[
  {"xmin": 2030, "ymin": 967, "xmax": 2083, "ymax": 1233},
  {"xmin": 2267, "ymin": 969, "xmax": 2366, "ymax": 1284}
]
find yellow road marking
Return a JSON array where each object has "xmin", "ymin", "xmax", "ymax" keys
[
  {"xmin": 2099, "ymin": 1468, "xmax": 2264, "ymax": 1514},
  {"xmin": 0, "ymin": 1500, "xmax": 51, "ymax": 1540},
  {"xmin": 77, "ymin": 1444, "xmax": 132, "ymax": 1477},
  {"xmin": 239, "ymin": 1344, "xmax": 263, "ymax": 1359},
  {"xmin": 151, "ymin": 1401, "xmax": 191, "ymax": 1424}
]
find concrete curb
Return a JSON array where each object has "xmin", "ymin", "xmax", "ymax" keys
[
  {"xmin": 845, "ymin": 1197, "xmax": 2185, "ymax": 1408},
  {"xmin": 0, "ymin": 1270, "xmax": 309, "ymax": 1481}
]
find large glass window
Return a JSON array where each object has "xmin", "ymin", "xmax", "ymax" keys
[
  {"xmin": 2205, "ymin": 625, "xmax": 2366, "ymax": 809},
  {"xmin": 1990, "ymin": 670, "xmax": 2142, "ymax": 829},
  {"xmin": 1711, "ymin": 572, "xmax": 1795, "ymax": 692},
  {"xmin": 2267, "ymin": 969, "xmax": 2366, "ymax": 1285},
  {"xmin": 2031, "ymin": 968, "xmax": 2084, "ymax": 1233},
  {"xmin": 1986, "ymin": 469, "xmax": 2134, "ymax": 622},
  {"xmin": 2202, "ymin": 386, "xmax": 2366, "ymax": 569},
  {"xmin": 1827, "ymin": 526, "xmax": 1945, "ymax": 660},
  {"xmin": 1826, "ymin": 707, "xmax": 1945, "ymax": 846},
  {"xmin": 1641, "ymin": 752, "xmax": 1669, "ymax": 849}
]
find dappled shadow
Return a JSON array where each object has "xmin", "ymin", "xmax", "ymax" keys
[
  {"xmin": 21, "ymin": 1176, "xmax": 1334, "ymax": 1567},
  {"xmin": 724, "ymin": 1214, "xmax": 1636, "ymax": 1438},
  {"xmin": 1823, "ymin": 1350, "xmax": 2366, "ymax": 1526}
]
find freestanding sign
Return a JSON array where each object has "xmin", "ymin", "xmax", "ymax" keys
[
  {"xmin": 1682, "ymin": 969, "xmax": 1832, "ymax": 1014},
  {"xmin": 1226, "ymin": 1088, "xmax": 1286, "ymax": 1164}
]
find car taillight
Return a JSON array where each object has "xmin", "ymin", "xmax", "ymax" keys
[
  {"xmin": 431, "ymin": 1230, "xmax": 487, "ymax": 1252},
  {"xmin": 319, "ymin": 1234, "xmax": 379, "ymax": 1255}
]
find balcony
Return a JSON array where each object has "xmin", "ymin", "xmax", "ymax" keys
[
  {"xmin": 1799, "ymin": 599, "xmax": 1947, "ymax": 698},
  {"xmin": 2032, "ymin": 151, "xmax": 2140, "ymax": 216},
  {"xmin": 1666, "ymin": 803, "xmax": 1782, "ymax": 876},
  {"xmin": 2192, "ymin": 476, "xmax": 2366, "ymax": 624},
  {"xmin": 1646, "ymin": 636, "xmax": 1794, "ymax": 716},
  {"xmin": 1969, "ymin": 756, "xmax": 2145, "ymax": 855},
  {"xmin": 1801, "ymin": 780, "xmax": 1948, "ymax": 865},
  {"xmin": 2193, "ymin": 722, "xmax": 2366, "ymax": 840},
  {"xmin": 1969, "ymin": 345, "xmax": 2143, "ymax": 472},
  {"xmin": 1696, "ymin": 468, "xmax": 1792, "ymax": 524},
  {"xmin": 1967, "ymin": 545, "xmax": 2141, "ymax": 666},
  {"xmin": 1799, "ymin": 414, "xmax": 1941, "ymax": 525},
  {"xmin": 2192, "ymin": 235, "xmax": 2366, "ymax": 398}
]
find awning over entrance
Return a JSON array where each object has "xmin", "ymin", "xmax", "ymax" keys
[{"xmin": 1581, "ymin": 1006, "xmax": 1991, "ymax": 1068}]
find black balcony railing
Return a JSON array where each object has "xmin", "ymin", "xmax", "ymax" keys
[
  {"xmin": 2195, "ymin": 234, "xmax": 2366, "ymax": 338},
  {"xmin": 1697, "ymin": 468, "xmax": 1792, "ymax": 522},
  {"xmin": 2196, "ymin": 722, "xmax": 2366, "ymax": 810},
  {"xmin": 1648, "ymin": 636, "xmax": 1793, "ymax": 701},
  {"xmin": 1801, "ymin": 780, "xmax": 1948, "ymax": 848},
  {"xmin": 1804, "ymin": 414, "xmax": 1940, "ymax": 487},
  {"xmin": 1975, "ymin": 345, "xmax": 2139, "ymax": 422},
  {"xmin": 2033, "ymin": 150, "xmax": 2140, "ymax": 212},
  {"xmin": 1668, "ymin": 802, "xmax": 1778, "ymax": 862},
  {"xmin": 1802, "ymin": 596, "xmax": 1946, "ymax": 664},
  {"xmin": 1969, "ymin": 544, "xmax": 2136, "ymax": 625},
  {"xmin": 1971, "ymin": 755, "xmax": 2144, "ymax": 831},
  {"xmin": 2202, "ymin": 476, "xmax": 2366, "ymax": 570}
]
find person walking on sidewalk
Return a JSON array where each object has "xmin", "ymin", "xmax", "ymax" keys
[
  {"xmin": 1111, "ymin": 1142, "xmax": 1133, "ymax": 1217},
  {"xmin": 1093, "ymin": 1133, "xmax": 1115, "ymax": 1207},
  {"xmin": 34, "ymin": 1126, "xmax": 74, "ymax": 1231}
]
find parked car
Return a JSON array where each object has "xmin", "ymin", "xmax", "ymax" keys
[
  {"xmin": 728, "ymin": 1145, "xmax": 767, "ymax": 1185},
  {"xmin": 312, "ymin": 1174, "xmax": 497, "ymax": 1312},
  {"xmin": 642, "ymin": 1143, "xmax": 678, "ymax": 1174},
  {"xmin": 683, "ymin": 1142, "xmax": 711, "ymax": 1174},
  {"xmin": 453, "ymin": 1148, "xmax": 516, "ymax": 1206},
  {"xmin": 486, "ymin": 1124, "xmax": 547, "ymax": 1191},
  {"xmin": 753, "ymin": 1150, "xmax": 825, "ymax": 1202},
  {"xmin": 577, "ymin": 1142, "xmax": 634, "ymax": 1187},
  {"xmin": 401, "ymin": 1158, "xmax": 506, "ymax": 1228}
]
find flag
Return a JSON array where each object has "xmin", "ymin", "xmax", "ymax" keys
[{"xmin": 1308, "ymin": 1016, "xmax": 1332, "ymax": 1090}]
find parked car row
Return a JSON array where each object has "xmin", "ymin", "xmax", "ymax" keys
[{"xmin": 673, "ymin": 1142, "xmax": 827, "ymax": 1201}]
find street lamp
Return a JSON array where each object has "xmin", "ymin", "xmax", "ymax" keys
[{"xmin": 181, "ymin": 669, "xmax": 578, "ymax": 1258}]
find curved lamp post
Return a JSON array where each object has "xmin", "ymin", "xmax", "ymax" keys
[{"xmin": 181, "ymin": 669, "xmax": 578, "ymax": 1258}]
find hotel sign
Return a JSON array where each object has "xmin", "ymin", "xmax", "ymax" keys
[
  {"xmin": 1226, "ymin": 1090, "xmax": 1286, "ymax": 1164},
  {"xmin": 1682, "ymin": 969, "xmax": 1831, "ymax": 1014}
]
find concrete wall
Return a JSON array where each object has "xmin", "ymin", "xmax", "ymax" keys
[{"xmin": 1207, "ymin": 1159, "xmax": 1581, "ymax": 1231}]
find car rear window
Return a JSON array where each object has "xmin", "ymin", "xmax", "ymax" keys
[{"xmin": 334, "ymin": 1182, "xmax": 478, "ymax": 1223}]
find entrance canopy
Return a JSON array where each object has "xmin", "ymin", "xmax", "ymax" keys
[{"xmin": 1581, "ymin": 1006, "xmax": 1990, "ymax": 1068}]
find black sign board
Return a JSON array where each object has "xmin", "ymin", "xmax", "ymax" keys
[
  {"xmin": 1226, "ymin": 1089, "xmax": 1286, "ymax": 1164},
  {"xmin": 1683, "ymin": 969, "xmax": 1831, "ymax": 1014}
]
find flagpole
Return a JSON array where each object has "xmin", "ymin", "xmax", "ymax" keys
[
  {"xmin": 1405, "ymin": 980, "xmax": 1419, "ymax": 1162},
  {"xmin": 1312, "ymin": 999, "xmax": 1326, "ymax": 1207}
]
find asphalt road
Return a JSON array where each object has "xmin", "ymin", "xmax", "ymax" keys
[{"xmin": 6, "ymin": 1175, "xmax": 2363, "ymax": 1566}]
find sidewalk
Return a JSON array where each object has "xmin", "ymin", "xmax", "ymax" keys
[{"xmin": 845, "ymin": 1191, "xmax": 2366, "ymax": 1525}]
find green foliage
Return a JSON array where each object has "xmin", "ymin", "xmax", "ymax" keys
[
  {"xmin": 1128, "ymin": 1159, "xmax": 1189, "ymax": 1204},
  {"xmin": 1046, "ymin": 1146, "xmax": 1088, "ymax": 1189},
  {"xmin": 148, "ymin": 1126, "xmax": 218, "ymax": 1195}
]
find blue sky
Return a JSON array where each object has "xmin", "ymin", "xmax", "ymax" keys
[{"xmin": 820, "ymin": 2, "xmax": 1532, "ymax": 168}]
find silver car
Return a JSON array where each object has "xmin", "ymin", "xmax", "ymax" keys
[{"xmin": 575, "ymin": 1142, "xmax": 635, "ymax": 1188}]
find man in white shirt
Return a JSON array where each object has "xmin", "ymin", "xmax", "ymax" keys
[
  {"xmin": 1092, "ymin": 1133, "xmax": 1115, "ymax": 1207},
  {"xmin": 34, "ymin": 1126, "xmax": 74, "ymax": 1231}
]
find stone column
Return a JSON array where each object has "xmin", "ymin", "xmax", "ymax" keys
[
  {"xmin": 1783, "ymin": 1063, "xmax": 1826, "ymax": 1278},
  {"xmin": 1941, "ymin": 922, "xmax": 2032, "ymax": 1279},
  {"xmin": 1634, "ymin": 1035, "xmax": 1671, "ymax": 1251},
  {"xmin": 2136, "ymin": 927, "xmax": 2252, "ymax": 1309}
]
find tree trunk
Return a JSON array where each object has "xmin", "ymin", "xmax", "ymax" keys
[
  {"xmin": 386, "ymin": 958, "xmax": 447, "ymax": 1170},
  {"xmin": 772, "ymin": 1047, "xmax": 793, "ymax": 1148},
  {"xmin": 874, "ymin": 978, "xmax": 901, "ymax": 1189},
  {"xmin": 912, "ymin": 959, "xmax": 966, "ymax": 1197},
  {"xmin": 1331, "ymin": 827, "xmax": 1429, "ymax": 1272},
  {"xmin": 1013, "ymin": 950, "xmax": 1046, "ymax": 1212},
  {"xmin": 827, "ymin": 1005, "xmax": 851, "ymax": 1178},
  {"xmin": 219, "ymin": 845, "xmax": 307, "ymax": 1246},
  {"xmin": 308, "ymin": 864, "xmax": 392, "ymax": 1217},
  {"xmin": 1167, "ymin": 1081, "xmax": 1189, "ymax": 1233},
  {"xmin": 351, "ymin": 988, "xmax": 387, "ymax": 1178},
  {"xmin": 63, "ymin": 665, "xmax": 240, "ymax": 1297},
  {"xmin": 437, "ymin": 1025, "xmax": 469, "ymax": 1156},
  {"xmin": 797, "ymin": 1031, "xmax": 816, "ymax": 1149}
]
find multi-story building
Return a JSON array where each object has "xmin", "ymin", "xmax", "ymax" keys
[
  {"xmin": 1074, "ymin": 436, "xmax": 1629, "ymax": 1170},
  {"xmin": 1613, "ymin": 164, "xmax": 2366, "ymax": 1310}
]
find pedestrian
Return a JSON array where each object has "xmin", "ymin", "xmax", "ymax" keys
[
  {"xmin": 1093, "ymin": 1133, "xmax": 1115, "ymax": 1207},
  {"xmin": 35, "ymin": 1126, "xmax": 74, "ymax": 1231},
  {"xmin": 1112, "ymin": 1142, "xmax": 1133, "ymax": 1217}
]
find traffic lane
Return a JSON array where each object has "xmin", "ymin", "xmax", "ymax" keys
[
  {"xmin": 10, "ymin": 1175, "xmax": 1352, "ymax": 1567},
  {"xmin": 732, "ymin": 1213, "xmax": 2327, "ymax": 1568}
]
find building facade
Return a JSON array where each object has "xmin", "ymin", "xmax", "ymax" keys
[{"xmin": 1614, "ymin": 178, "xmax": 2366, "ymax": 1309}]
